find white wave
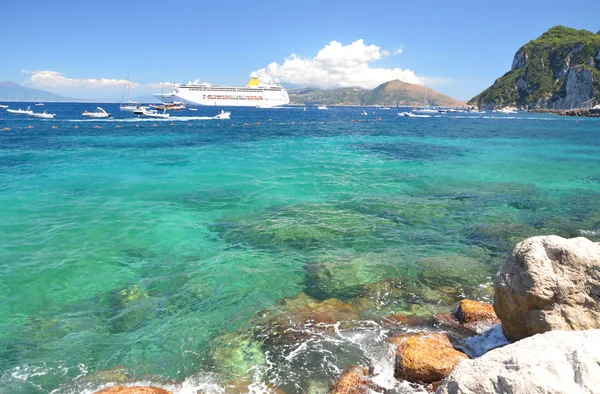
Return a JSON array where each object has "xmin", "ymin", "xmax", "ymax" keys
[{"xmin": 66, "ymin": 116, "xmax": 222, "ymax": 122}]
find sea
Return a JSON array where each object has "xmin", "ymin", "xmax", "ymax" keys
[{"xmin": 1, "ymin": 103, "xmax": 599, "ymax": 393}]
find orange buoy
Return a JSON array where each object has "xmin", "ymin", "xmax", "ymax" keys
[
  {"xmin": 27, "ymin": 125, "xmax": 33, "ymax": 129},
  {"xmin": 94, "ymin": 125, "xmax": 100, "ymax": 129},
  {"xmin": 52, "ymin": 125, "xmax": 57, "ymax": 129},
  {"xmin": 257, "ymin": 122, "xmax": 261, "ymax": 125},
  {"xmin": 3, "ymin": 127, "xmax": 9, "ymax": 131},
  {"xmin": 152, "ymin": 123, "xmax": 158, "ymax": 127}
]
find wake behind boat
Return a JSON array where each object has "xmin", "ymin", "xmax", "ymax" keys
[
  {"xmin": 7, "ymin": 106, "xmax": 33, "ymax": 115},
  {"xmin": 82, "ymin": 107, "xmax": 111, "ymax": 118}
]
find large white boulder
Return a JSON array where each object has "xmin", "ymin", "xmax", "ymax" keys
[
  {"xmin": 494, "ymin": 235, "xmax": 600, "ymax": 341},
  {"xmin": 436, "ymin": 329, "xmax": 600, "ymax": 394}
]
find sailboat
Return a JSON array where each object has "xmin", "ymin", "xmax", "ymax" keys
[
  {"xmin": 120, "ymin": 71, "xmax": 144, "ymax": 113},
  {"xmin": 412, "ymin": 84, "xmax": 438, "ymax": 115}
]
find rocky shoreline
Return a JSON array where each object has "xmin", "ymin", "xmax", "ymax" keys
[
  {"xmin": 530, "ymin": 108, "xmax": 600, "ymax": 117},
  {"xmin": 88, "ymin": 235, "xmax": 600, "ymax": 393}
]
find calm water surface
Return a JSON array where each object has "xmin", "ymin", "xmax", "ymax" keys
[{"xmin": 1, "ymin": 104, "xmax": 599, "ymax": 393}]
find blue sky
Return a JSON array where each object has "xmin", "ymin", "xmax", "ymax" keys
[{"xmin": 2, "ymin": 0, "xmax": 599, "ymax": 100}]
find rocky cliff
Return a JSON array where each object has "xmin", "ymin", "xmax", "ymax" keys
[
  {"xmin": 470, "ymin": 26, "xmax": 600, "ymax": 109},
  {"xmin": 289, "ymin": 80, "xmax": 464, "ymax": 107}
]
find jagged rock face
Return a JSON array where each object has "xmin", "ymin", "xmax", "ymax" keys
[
  {"xmin": 551, "ymin": 66, "xmax": 595, "ymax": 109},
  {"xmin": 511, "ymin": 50, "xmax": 528, "ymax": 70},
  {"xmin": 493, "ymin": 235, "xmax": 600, "ymax": 342},
  {"xmin": 436, "ymin": 330, "xmax": 600, "ymax": 394}
]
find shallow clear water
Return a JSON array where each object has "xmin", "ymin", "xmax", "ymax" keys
[{"xmin": 1, "ymin": 104, "xmax": 599, "ymax": 393}]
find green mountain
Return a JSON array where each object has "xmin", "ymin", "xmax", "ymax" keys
[
  {"xmin": 470, "ymin": 26, "xmax": 600, "ymax": 109},
  {"xmin": 0, "ymin": 81, "xmax": 77, "ymax": 101},
  {"xmin": 289, "ymin": 80, "xmax": 464, "ymax": 107}
]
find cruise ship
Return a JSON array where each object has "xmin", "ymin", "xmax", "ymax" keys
[{"xmin": 154, "ymin": 77, "xmax": 289, "ymax": 107}]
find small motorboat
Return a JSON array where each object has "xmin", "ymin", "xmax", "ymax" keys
[
  {"xmin": 82, "ymin": 107, "xmax": 111, "ymax": 118},
  {"xmin": 399, "ymin": 111, "xmax": 415, "ymax": 117},
  {"xmin": 317, "ymin": 105, "xmax": 328, "ymax": 110},
  {"xmin": 0, "ymin": 104, "xmax": 9, "ymax": 109},
  {"xmin": 7, "ymin": 106, "xmax": 33, "ymax": 115},
  {"xmin": 29, "ymin": 110, "xmax": 56, "ymax": 119},
  {"xmin": 361, "ymin": 111, "xmax": 368, "ymax": 116},
  {"xmin": 141, "ymin": 109, "xmax": 170, "ymax": 119},
  {"xmin": 188, "ymin": 108, "xmax": 198, "ymax": 111},
  {"xmin": 213, "ymin": 110, "xmax": 231, "ymax": 120},
  {"xmin": 35, "ymin": 103, "xmax": 44, "ymax": 106}
]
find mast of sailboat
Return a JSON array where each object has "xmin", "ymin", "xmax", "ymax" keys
[{"xmin": 120, "ymin": 70, "xmax": 130, "ymax": 107}]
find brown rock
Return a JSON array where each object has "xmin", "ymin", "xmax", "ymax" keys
[
  {"xmin": 329, "ymin": 366, "xmax": 386, "ymax": 394},
  {"xmin": 494, "ymin": 235, "xmax": 600, "ymax": 341},
  {"xmin": 452, "ymin": 299, "xmax": 499, "ymax": 333},
  {"xmin": 390, "ymin": 333, "xmax": 468, "ymax": 383},
  {"xmin": 382, "ymin": 313, "xmax": 427, "ymax": 327},
  {"xmin": 94, "ymin": 386, "xmax": 172, "ymax": 394}
]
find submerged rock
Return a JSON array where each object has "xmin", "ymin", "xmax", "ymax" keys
[
  {"xmin": 271, "ymin": 293, "xmax": 359, "ymax": 329},
  {"xmin": 209, "ymin": 332, "xmax": 267, "ymax": 380},
  {"xmin": 390, "ymin": 333, "xmax": 468, "ymax": 384},
  {"xmin": 329, "ymin": 366, "xmax": 386, "ymax": 394},
  {"xmin": 436, "ymin": 329, "xmax": 600, "ymax": 394},
  {"xmin": 94, "ymin": 386, "xmax": 172, "ymax": 394},
  {"xmin": 221, "ymin": 379, "xmax": 286, "ymax": 394},
  {"xmin": 494, "ymin": 235, "xmax": 600, "ymax": 341}
]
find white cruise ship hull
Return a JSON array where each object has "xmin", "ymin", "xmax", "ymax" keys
[{"xmin": 154, "ymin": 80, "xmax": 290, "ymax": 107}]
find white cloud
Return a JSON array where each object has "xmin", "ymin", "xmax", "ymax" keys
[
  {"xmin": 251, "ymin": 39, "xmax": 421, "ymax": 89},
  {"xmin": 21, "ymin": 70, "xmax": 177, "ymax": 91},
  {"xmin": 21, "ymin": 70, "xmax": 139, "ymax": 89}
]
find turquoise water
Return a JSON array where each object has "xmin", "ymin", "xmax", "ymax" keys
[{"xmin": 1, "ymin": 104, "xmax": 599, "ymax": 393}]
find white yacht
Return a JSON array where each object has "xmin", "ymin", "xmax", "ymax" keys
[
  {"xmin": 213, "ymin": 110, "xmax": 231, "ymax": 120},
  {"xmin": 7, "ymin": 106, "xmax": 33, "ymax": 115},
  {"xmin": 0, "ymin": 104, "xmax": 8, "ymax": 109},
  {"xmin": 317, "ymin": 105, "xmax": 328, "ymax": 110},
  {"xmin": 155, "ymin": 77, "xmax": 289, "ymax": 107},
  {"xmin": 141, "ymin": 109, "xmax": 170, "ymax": 119},
  {"xmin": 82, "ymin": 107, "xmax": 111, "ymax": 118},
  {"xmin": 29, "ymin": 110, "xmax": 56, "ymax": 119}
]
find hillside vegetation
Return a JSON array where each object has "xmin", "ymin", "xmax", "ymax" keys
[
  {"xmin": 289, "ymin": 80, "xmax": 464, "ymax": 107},
  {"xmin": 470, "ymin": 26, "xmax": 600, "ymax": 109}
]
